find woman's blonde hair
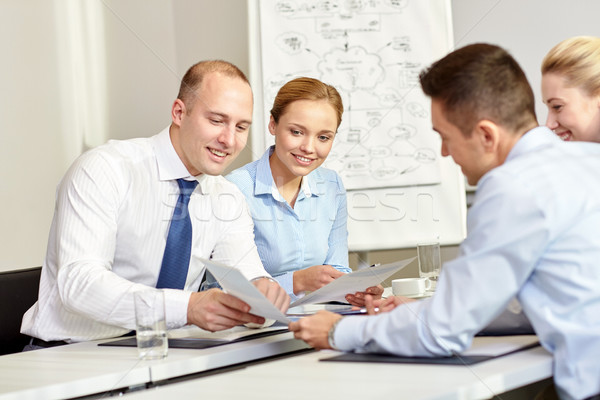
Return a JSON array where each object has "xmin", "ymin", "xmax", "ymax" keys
[{"xmin": 541, "ymin": 36, "xmax": 600, "ymax": 96}]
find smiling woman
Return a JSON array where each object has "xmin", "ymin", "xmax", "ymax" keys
[
  {"xmin": 221, "ymin": 77, "xmax": 383, "ymax": 305},
  {"xmin": 541, "ymin": 36, "xmax": 600, "ymax": 143},
  {"xmin": 267, "ymin": 98, "xmax": 338, "ymax": 207}
]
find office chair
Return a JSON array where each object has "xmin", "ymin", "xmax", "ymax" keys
[{"xmin": 0, "ymin": 266, "xmax": 41, "ymax": 355}]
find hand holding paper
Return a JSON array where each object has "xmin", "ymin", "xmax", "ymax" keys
[
  {"xmin": 289, "ymin": 258, "xmax": 415, "ymax": 307},
  {"xmin": 200, "ymin": 259, "xmax": 292, "ymax": 324},
  {"xmin": 200, "ymin": 257, "xmax": 415, "ymax": 324},
  {"xmin": 187, "ymin": 289, "xmax": 269, "ymax": 330}
]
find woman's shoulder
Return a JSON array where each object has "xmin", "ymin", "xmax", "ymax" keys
[
  {"xmin": 226, "ymin": 159, "xmax": 260, "ymax": 191},
  {"xmin": 313, "ymin": 166, "xmax": 345, "ymax": 190}
]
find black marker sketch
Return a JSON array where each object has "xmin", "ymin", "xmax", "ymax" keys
[{"xmin": 259, "ymin": 0, "xmax": 451, "ymax": 190}]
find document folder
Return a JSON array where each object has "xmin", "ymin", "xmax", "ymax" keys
[{"xmin": 321, "ymin": 335, "xmax": 540, "ymax": 366}]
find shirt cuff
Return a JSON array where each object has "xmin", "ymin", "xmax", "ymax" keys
[
  {"xmin": 331, "ymin": 315, "xmax": 368, "ymax": 352},
  {"xmin": 163, "ymin": 289, "xmax": 192, "ymax": 329},
  {"xmin": 273, "ymin": 272, "xmax": 300, "ymax": 302},
  {"xmin": 332, "ymin": 264, "xmax": 352, "ymax": 274}
]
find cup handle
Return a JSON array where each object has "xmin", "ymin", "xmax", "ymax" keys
[{"xmin": 424, "ymin": 278, "xmax": 432, "ymax": 291}]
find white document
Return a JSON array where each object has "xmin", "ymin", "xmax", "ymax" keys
[
  {"xmin": 287, "ymin": 303, "xmax": 358, "ymax": 316},
  {"xmin": 200, "ymin": 257, "xmax": 415, "ymax": 322},
  {"xmin": 289, "ymin": 258, "xmax": 415, "ymax": 307},
  {"xmin": 201, "ymin": 258, "xmax": 292, "ymax": 324}
]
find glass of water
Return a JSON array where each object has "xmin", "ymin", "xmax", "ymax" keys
[
  {"xmin": 134, "ymin": 289, "xmax": 168, "ymax": 360},
  {"xmin": 417, "ymin": 242, "xmax": 441, "ymax": 291}
]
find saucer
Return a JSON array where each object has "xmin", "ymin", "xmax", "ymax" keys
[
  {"xmin": 402, "ymin": 291, "xmax": 434, "ymax": 299},
  {"xmin": 383, "ymin": 288, "xmax": 435, "ymax": 299}
]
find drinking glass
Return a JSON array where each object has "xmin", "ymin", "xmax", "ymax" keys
[
  {"xmin": 134, "ymin": 290, "xmax": 168, "ymax": 360},
  {"xmin": 417, "ymin": 242, "xmax": 441, "ymax": 290}
]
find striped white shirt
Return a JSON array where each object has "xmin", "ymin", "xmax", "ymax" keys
[{"xmin": 21, "ymin": 127, "xmax": 266, "ymax": 342}]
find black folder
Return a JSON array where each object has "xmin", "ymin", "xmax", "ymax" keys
[
  {"xmin": 98, "ymin": 328, "xmax": 288, "ymax": 350},
  {"xmin": 321, "ymin": 340, "xmax": 540, "ymax": 366}
]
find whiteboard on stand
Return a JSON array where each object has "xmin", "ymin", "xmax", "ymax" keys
[{"xmin": 248, "ymin": 0, "xmax": 466, "ymax": 251}]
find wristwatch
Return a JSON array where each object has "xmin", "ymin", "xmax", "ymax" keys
[{"xmin": 327, "ymin": 318, "xmax": 342, "ymax": 349}]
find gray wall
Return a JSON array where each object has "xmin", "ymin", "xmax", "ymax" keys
[{"xmin": 2, "ymin": 0, "xmax": 600, "ymax": 272}]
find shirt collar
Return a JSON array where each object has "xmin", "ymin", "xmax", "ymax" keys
[
  {"xmin": 254, "ymin": 146, "xmax": 321, "ymax": 200},
  {"xmin": 505, "ymin": 126, "xmax": 559, "ymax": 163},
  {"xmin": 152, "ymin": 126, "xmax": 194, "ymax": 181},
  {"xmin": 152, "ymin": 126, "xmax": 206, "ymax": 189}
]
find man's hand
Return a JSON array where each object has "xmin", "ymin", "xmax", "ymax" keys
[
  {"xmin": 187, "ymin": 289, "xmax": 265, "ymax": 331},
  {"xmin": 251, "ymin": 277, "xmax": 290, "ymax": 313},
  {"xmin": 289, "ymin": 311, "xmax": 342, "ymax": 349},
  {"xmin": 293, "ymin": 265, "xmax": 345, "ymax": 294},
  {"xmin": 345, "ymin": 284, "xmax": 384, "ymax": 307}
]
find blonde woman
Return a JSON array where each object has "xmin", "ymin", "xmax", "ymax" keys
[{"xmin": 541, "ymin": 36, "xmax": 600, "ymax": 142}]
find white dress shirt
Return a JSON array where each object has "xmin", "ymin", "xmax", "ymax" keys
[
  {"xmin": 333, "ymin": 127, "xmax": 600, "ymax": 400},
  {"xmin": 21, "ymin": 127, "xmax": 267, "ymax": 342}
]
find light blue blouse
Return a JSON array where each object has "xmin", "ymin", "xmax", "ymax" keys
[
  {"xmin": 333, "ymin": 127, "xmax": 600, "ymax": 400},
  {"xmin": 226, "ymin": 146, "xmax": 350, "ymax": 300}
]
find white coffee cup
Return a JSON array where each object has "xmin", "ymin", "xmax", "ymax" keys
[{"xmin": 392, "ymin": 277, "xmax": 432, "ymax": 297}]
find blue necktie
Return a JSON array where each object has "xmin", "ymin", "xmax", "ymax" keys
[{"xmin": 156, "ymin": 179, "xmax": 198, "ymax": 289}]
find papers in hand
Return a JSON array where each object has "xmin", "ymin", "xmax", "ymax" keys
[
  {"xmin": 289, "ymin": 258, "xmax": 415, "ymax": 307},
  {"xmin": 201, "ymin": 258, "xmax": 292, "ymax": 324},
  {"xmin": 200, "ymin": 257, "xmax": 415, "ymax": 323}
]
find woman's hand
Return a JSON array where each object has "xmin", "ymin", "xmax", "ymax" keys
[
  {"xmin": 293, "ymin": 265, "xmax": 345, "ymax": 294},
  {"xmin": 345, "ymin": 285, "xmax": 384, "ymax": 307}
]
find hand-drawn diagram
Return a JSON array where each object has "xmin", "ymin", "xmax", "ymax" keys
[{"xmin": 258, "ymin": 0, "xmax": 452, "ymax": 190}]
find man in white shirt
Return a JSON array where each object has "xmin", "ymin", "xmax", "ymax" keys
[
  {"xmin": 22, "ymin": 60, "xmax": 289, "ymax": 345},
  {"xmin": 289, "ymin": 44, "xmax": 600, "ymax": 400}
]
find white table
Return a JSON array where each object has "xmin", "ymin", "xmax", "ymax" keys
[
  {"xmin": 0, "ymin": 331, "xmax": 309, "ymax": 400},
  {"xmin": 0, "ymin": 340, "xmax": 149, "ymax": 400},
  {"xmin": 146, "ymin": 331, "xmax": 309, "ymax": 382},
  {"xmin": 119, "ymin": 337, "xmax": 554, "ymax": 400}
]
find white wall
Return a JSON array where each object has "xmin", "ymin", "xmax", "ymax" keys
[
  {"xmin": 0, "ymin": 0, "xmax": 250, "ymax": 271},
  {"xmin": 2, "ymin": 0, "xmax": 600, "ymax": 272},
  {"xmin": 452, "ymin": 0, "xmax": 600, "ymax": 124},
  {"xmin": 0, "ymin": 1, "xmax": 69, "ymax": 271}
]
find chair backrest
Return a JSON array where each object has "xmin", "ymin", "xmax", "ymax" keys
[{"xmin": 0, "ymin": 267, "xmax": 41, "ymax": 355}]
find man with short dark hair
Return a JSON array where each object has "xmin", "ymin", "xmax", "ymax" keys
[{"xmin": 290, "ymin": 44, "xmax": 600, "ymax": 400}]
